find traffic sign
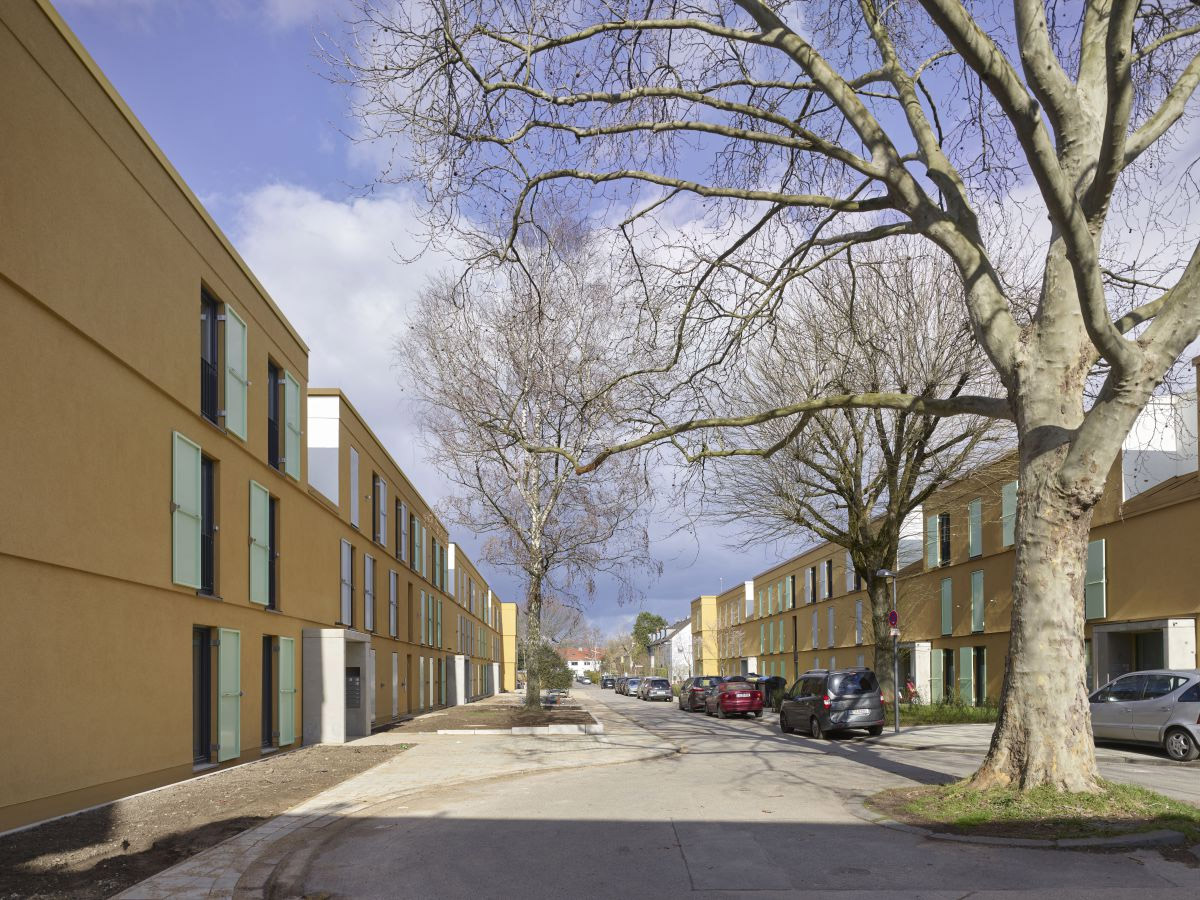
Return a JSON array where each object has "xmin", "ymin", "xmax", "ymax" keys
[
  {"xmin": 889, "ymin": 627, "xmax": 900, "ymax": 638},
  {"xmin": 887, "ymin": 610, "xmax": 898, "ymax": 628}
]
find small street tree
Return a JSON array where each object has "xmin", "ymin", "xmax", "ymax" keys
[
  {"xmin": 401, "ymin": 222, "xmax": 659, "ymax": 707},
  {"xmin": 632, "ymin": 612, "xmax": 669, "ymax": 657},
  {"xmin": 339, "ymin": 0, "xmax": 1200, "ymax": 791}
]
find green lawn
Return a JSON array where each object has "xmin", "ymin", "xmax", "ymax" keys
[{"xmin": 871, "ymin": 780, "xmax": 1200, "ymax": 841}]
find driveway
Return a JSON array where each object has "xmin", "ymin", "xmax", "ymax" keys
[{"xmin": 267, "ymin": 686, "xmax": 1200, "ymax": 899}]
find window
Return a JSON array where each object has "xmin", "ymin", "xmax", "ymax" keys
[
  {"xmin": 200, "ymin": 291, "xmax": 219, "ymax": 425},
  {"xmin": 823, "ymin": 559, "xmax": 834, "ymax": 599},
  {"xmin": 389, "ymin": 571, "xmax": 399, "ymax": 637},
  {"xmin": 1085, "ymin": 539, "xmax": 1106, "ymax": 619},
  {"xmin": 1001, "ymin": 480, "xmax": 1018, "ymax": 547},
  {"xmin": 268, "ymin": 496, "xmax": 279, "ymax": 609},
  {"xmin": 938, "ymin": 513, "xmax": 951, "ymax": 565},
  {"xmin": 808, "ymin": 566, "xmax": 817, "ymax": 603},
  {"xmin": 1094, "ymin": 674, "xmax": 1144, "ymax": 703},
  {"xmin": 364, "ymin": 555, "xmax": 376, "ymax": 631},
  {"xmin": 267, "ymin": 362, "xmax": 282, "ymax": 469},
  {"xmin": 339, "ymin": 540, "xmax": 353, "ymax": 625},
  {"xmin": 1142, "ymin": 674, "xmax": 1187, "ymax": 699},
  {"xmin": 787, "ymin": 574, "xmax": 796, "ymax": 609},
  {"xmin": 399, "ymin": 501, "xmax": 410, "ymax": 564},
  {"xmin": 373, "ymin": 476, "xmax": 387, "ymax": 545},
  {"xmin": 968, "ymin": 498, "xmax": 982, "ymax": 557},
  {"xmin": 970, "ymin": 570, "xmax": 984, "ymax": 632},
  {"xmin": 200, "ymin": 456, "xmax": 216, "ymax": 595},
  {"xmin": 349, "ymin": 448, "xmax": 360, "ymax": 527},
  {"xmin": 940, "ymin": 577, "xmax": 953, "ymax": 635}
]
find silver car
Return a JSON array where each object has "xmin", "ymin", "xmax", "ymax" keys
[
  {"xmin": 641, "ymin": 677, "xmax": 673, "ymax": 701},
  {"xmin": 1089, "ymin": 669, "xmax": 1200, "ymax": 761}
]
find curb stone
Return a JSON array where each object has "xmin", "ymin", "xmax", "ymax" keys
[{"xmin": 846, "ymin": 794, "xmax": 1188, "ymax": 849}]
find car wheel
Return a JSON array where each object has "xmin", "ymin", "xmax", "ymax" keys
[
  {"xmin": 810, "ymin": 717, "xmax": 824, "ymax": 740},
  {"xmin": 1164, "ymin": 728, "xmax": 1200, "ymax": 762},
  {"xmin": 717, "ymin": 705, "xmax": 727, "ymax": 719},
  {"xmin": 706, "ymin": 705, "xmax": 715, "ymax": 717},
  {"xmin": 754, "ymin": 710, "xmax": 763, "ymax": 718},
  {"xmin": 867, "ymin": 725, "xmax": 883, "ymax": 737},
  {"xmin": 780, "ymin": 713, "xmax": 792, "ymax": 734}
]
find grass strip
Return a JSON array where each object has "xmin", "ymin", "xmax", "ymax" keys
[{"xmin": 870, "ymin": 780, "xmax": 1200, "ymax": 841}]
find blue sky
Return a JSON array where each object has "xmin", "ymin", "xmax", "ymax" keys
[{"xmin": 57, "ymin": 0, "xmax": 796, "ymax": 636}]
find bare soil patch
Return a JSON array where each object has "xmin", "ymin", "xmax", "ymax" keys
[
  {"xmin": 386, "ymin": 706, "xmax": 596, "ymax": 732},
  {"xmin": 0, "ymin": 744, "xmax": 406, "ymax": 900},
  {"xmin": 869, "ymin": 781, "xmax": 1200, "ymax": 841}
]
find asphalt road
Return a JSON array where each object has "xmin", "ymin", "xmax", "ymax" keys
[{"xmin": 285, "ymin": 684, "xmax": 1200, "ymax": 899}]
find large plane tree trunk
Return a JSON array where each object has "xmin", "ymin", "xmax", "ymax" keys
[{"xmin": 972, "ymin": 436, "xmax": 1101, "ymax": 791}]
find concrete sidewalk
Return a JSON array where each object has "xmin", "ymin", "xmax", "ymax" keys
[{"xmin": 117, "ymin": 692, "xmax": 678, "ymax": 899}]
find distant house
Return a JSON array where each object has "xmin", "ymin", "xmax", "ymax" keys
[
  {"xmin": 648, "ymin": 619, "xmax": 693, "ymax": 681},
  {"xmin": 560, "ymin": 646, "xmax": 602, "ymax": 676}
]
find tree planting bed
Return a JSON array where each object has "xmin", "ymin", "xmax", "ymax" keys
[
  {"xmin": 0, "ymin": 744, "xmax": 406, "ymax": 900},
  {"xmin": 386, "ymin": 706, "xmax": 597, "ymax": 733}
]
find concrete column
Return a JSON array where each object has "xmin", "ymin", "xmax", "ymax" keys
[
  {"xmin": 452, "ymin": 654, "xmax": 466, "ymax": 706},
  {"xmin": 913, "ymin": 641, "xmax": 932, "ymax": 704},
  {"xmin": 491, "ymin": 663, "xmax": 500, "ymax": 696},
  {"xmin": 1166, "ymin": 619, "xmax": 1197, "ymax": 669}
]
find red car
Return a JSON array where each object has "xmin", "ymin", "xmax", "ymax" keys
[{"xmin": 705, "ymin": 681, "xmax": 764, "ymax": 719}]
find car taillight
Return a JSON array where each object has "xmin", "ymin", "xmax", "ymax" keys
[{"xmin": 823, "ymin": 693, "xmax": 832, "ymax": 709}]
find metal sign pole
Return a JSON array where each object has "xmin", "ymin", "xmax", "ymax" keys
[{"xmin": 891, "ymin": 577, "xmax": 900, "ymax": 734}]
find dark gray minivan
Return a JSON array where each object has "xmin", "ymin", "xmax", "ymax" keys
[{"xmin": 779, "ymin": 668, "xmax": 885, "ymax": 738}]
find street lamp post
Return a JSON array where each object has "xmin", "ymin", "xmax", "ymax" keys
[{"xmin": 877, "ymin": 569, "xmax": 900, "ymax": 734}]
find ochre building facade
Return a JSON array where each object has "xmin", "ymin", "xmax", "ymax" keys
[{"xmin": 0, "ymin": 0, "xmax": 514, "ymax": 832}]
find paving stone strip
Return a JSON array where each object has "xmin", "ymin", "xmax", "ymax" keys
[{"xmin": 116, "ymin": 694, "xmax": 676, "ymax": 899}]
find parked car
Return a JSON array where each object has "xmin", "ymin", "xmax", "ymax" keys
[
  {"xmin": 722, "ymin": 674, "xmax": 756, "ymax": 683},
  {"xmin": 1090, "ymin": 669, "xmax": 1200, "ymax": 761},
  {"xmin": 624, "ymin": 677, "xmax": 642, "ymax": 697},
  {"xmin": 615, "ymin": 676, "xmax": 627, "ymax": 694},
  {"xmin": 704, "ymin": 681, "xmax": 764, "ymax": 719},
  {"xmin": 678, "ymin": 676, "xmax": 721, "ymax": 711},
  {"xmin": 779, "ymin": 668, "xmax": 884, "ymax": 738},
  {"xmin": 601, "ymin": 675, "xmax": 616, "ymax": 689},
  {"xmin": 640, "ymin": 677, "xmax": 672, "ymax": 701}
]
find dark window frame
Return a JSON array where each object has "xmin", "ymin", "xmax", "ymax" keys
[
  {"xmin": 267, "ymin": 495, "xmax": 279, "ymax": 610},
  {"xmin": 938, "ymin": 512, "xmax": 951, "ymax": 566},
  {"xmin": 200, "ymin": 455, "xmax": 216, "ymax": 595},
  {"xmin": 200, "ymin": 291, "xmax": 220, "ymax": 425},
  {"xmin": 267, "ymin": 361, "xmax": 283, "ymax": 470}
]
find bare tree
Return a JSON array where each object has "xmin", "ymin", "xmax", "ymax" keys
[
  {"xmin": 698, "ymin": 246, "xmax": 1005, "ymax": 699},
  {"xmin": 337, "ymin": 0, "xmax": 1200, "ymax": 791},
  {"xmin": 401, "ymin": 222, "xmax": 659, "ymax": 706}
]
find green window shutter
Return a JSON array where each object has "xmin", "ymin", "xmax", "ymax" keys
[
  {"xmin": 968, "ymin": 499, "xmax": 982, "ymax": 557},
  {"xmin": 437, "ymin": 599, "xmax": 442, "ymax": 648},
  {"xmin": 283, "ymin": 372, "xmax": 301, "ymax": 480},
  {"xmin": 779, "ymin": 620, "xmax": 784, "ymax": 651},
  {"xmin": 970, "ymin": 570, "xmax": 984, "ymax": 632},
  {"xmin": 759, "ymin": 624, "xmax": 764, "ymax": 655},
  {"xmin": 224, "ymin": 306, "xmax": 248, "ymax": 440},
  {"xmin": 940, "ymin": 578, "xmax": 953, "ymax": 635},
  {"xmin": 172, "ymin": 432, "xmax": 203, "ymax": 589},
  {"xmin": 1001, "ymin": 481, "xmax": 1018, "ymax": 547},
  {"xmin": 419, "ymin": 657, "xmax": 425, "ymax": 709},
  {"xmin": 931, "ymin": 650, "xmax": 943, "ymax": 702},
  {"xmin": 1085, "ymin": 539, "xmax": 1107, "ymax": 619},
  {"xmin": 811, "ymin": 610, "xmax": 818, "ymax": 648},
  {"xmin": 925, "ymin": 515, "xmax": 938, "ymax": 567},
  {"xmin": 249, "ymin": 481, "xmax": 270, "ymax": 605},
  {"xmin": 278, "ymin": 637, "xmax": 296, "ymax": 745},
  {"xmin": 217, "ymin": 628, "xmax": 241, "ymax": 762},
  {"xmin": 959, "ymin": 647, "xmax": 974, "ymax": 704}
]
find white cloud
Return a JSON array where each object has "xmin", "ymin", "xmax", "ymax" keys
[{"xmin": 232, "ymin": 182, "xmax": 454, "ymax": 499}]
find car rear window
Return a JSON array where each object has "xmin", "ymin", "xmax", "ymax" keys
[
  {"xmin": 829, "ymin": 671, "xmax": 879, "ymax": 695},
  {"xmin": 650, "ymin": 679, "xmax": 670, "ymax": 687},
  {"xmin": 723, "ymin": 683, "xmax": 758, "ymax": 691}
]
